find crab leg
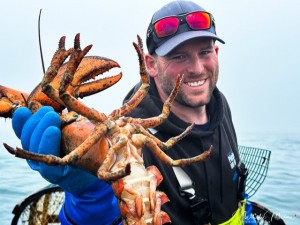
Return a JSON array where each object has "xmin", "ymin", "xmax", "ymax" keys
[
  {"xmin": 132, "ymin": 134, "xmax": 212, "ymax": 167},
  {"xmin": 58, "ymin": 33, "xmax": 92, "ymax": 95},
  {"xmin": 3, "ymin": 121, "xmax": 108, "ymax": 166},
  {"xmin": 40, "ymin": 36, "xmax": 74, "ymax": 87},
  {"xmin": 60, "ymin": 92, "xmax": 108, "ymax": 122},
  {"xmin": 97, "ymin": 133, "xmax": 132, "ymax": 181},
  {"xmin": 109, "ymin": 36, "xmax": 149, "ymax": 120},
  {"xmin": 132, "ymin": 123, "xmax": 194, "ymax": 151},
  {"xmin": 27, "ymin": 36, "xmax": 73, "ymax": 111},
  {"xmin": 119, "ymin": 74, "xmax": 184, "ymax": 128}
]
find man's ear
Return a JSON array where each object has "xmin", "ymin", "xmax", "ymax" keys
[
  {"xmin": 214, "ymin": 45, "xmax": 219, "ymax": 55},
  {"xmin": 145, "ymin": 54, "xmax": 158, "ymax": 78}
]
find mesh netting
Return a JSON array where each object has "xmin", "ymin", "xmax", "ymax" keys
[
  {"xmin": 11, "ymin": 185, "xmax": 64, "ymax": 225},
  {"xmin": 239, "ymin": 145, "xmax": 271, "ymax": 198}
]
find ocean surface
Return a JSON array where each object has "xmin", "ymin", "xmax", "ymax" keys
[{"xmin": 0, "ymin": 128, "xmax": 299, "ymax": 225}]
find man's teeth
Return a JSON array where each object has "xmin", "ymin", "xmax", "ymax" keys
[{"xmin": 186, "ymin": 80, "xmax": 205, "ymax": 87}]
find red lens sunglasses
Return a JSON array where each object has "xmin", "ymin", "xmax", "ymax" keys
[{"xmin": 153, "ymin": 11, "xmax": 212, "ymax": 38}]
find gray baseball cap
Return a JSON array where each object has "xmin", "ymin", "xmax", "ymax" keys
[{"xmin": 146, "ymin": 0, "xmax": 225, "ymax": 56}]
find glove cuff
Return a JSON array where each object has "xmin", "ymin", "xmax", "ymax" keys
[
  {"xmin": 53, "ymin": 166, "xmax": 100, "ymax": 195},
  {"xmin": 61, "ymin": 183, "xmax": 120, "ymax": 224}
]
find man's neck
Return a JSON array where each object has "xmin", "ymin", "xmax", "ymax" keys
[{"xmin": 171, "ymin": 103, "xmax": 208, "ymax": 125}]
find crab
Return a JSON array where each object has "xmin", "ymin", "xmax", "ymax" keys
[{"xmin": 3, "ymin": 34, "xmax": 212, "ymax": 225}]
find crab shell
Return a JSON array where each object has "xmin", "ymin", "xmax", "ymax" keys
[{"xmin": 61, "ymin": 117, "xmax": 108, "ymax": 173}]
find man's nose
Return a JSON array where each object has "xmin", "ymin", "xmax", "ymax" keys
[{"xmin": 187, "ymin": 57, "xmax": 204, "ymax": 74}]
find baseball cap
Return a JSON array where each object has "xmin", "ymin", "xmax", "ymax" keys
[{"xmin": 146, "ymin": 0, "xmax": 225, "ymax": 56}]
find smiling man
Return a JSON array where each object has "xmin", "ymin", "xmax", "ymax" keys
[{"xmin": 123, "ymin": 1, "xmax": 247, "ymax": 224}]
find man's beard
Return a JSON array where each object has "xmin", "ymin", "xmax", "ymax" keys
[{"xmin": 157, "ymin": 66, "xmax": 219, "ymax": 108}]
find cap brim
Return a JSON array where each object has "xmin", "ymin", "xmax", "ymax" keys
[{"xmin": 155, "ymin": 30, "xmax": 225, "ymax": 56}]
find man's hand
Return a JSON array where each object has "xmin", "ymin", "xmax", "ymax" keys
[
  {"xmin": 12, "ymin": 106, "xmax": 121, "ymax": 224},
  {"xmin": 12, "ymin": 106, "xmax": 100, "ymax": 194}
]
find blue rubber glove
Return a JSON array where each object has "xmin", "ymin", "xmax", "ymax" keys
[{"xmin": 12, "ymin": 106, "xmax": 120, "ymax": 224}]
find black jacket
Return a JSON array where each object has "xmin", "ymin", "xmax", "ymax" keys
[{"xmin": 123, "ymin": 78, "xmax": 241, "ymax": 225}]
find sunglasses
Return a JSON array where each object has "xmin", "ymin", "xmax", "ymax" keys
[{"xmin": 152, "ymin": 11, "xmax": 212, "ymax": 38}]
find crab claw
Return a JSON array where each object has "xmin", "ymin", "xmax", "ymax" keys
[
  {"xmin": 27, "ymin": 35, "xmax": 74, "ymax": 112},
  {"xmin": 28, "ymin": 34, "xmax": 122, "ymax": 112},
  {"xmin": 0, "ymin": 85, "xmax": 28, "ymax": 118},
  {"xmin": 57, "ymin": 33, "xmax": 122, "ymax": 99},
  {"xmin": 61, "ymin": 55, "xmax": 122, "ymax": 99},
  {"xmin": 0, "ymin": 34, "xmax": 122, "ymax": 117}
]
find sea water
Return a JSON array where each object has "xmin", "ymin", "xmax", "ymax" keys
[{"xmin": 0, "ymin": 128, "xmax": 299, "ymax": 225}]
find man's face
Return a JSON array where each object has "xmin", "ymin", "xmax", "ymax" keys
[{"xmin": 149, "ymin": 38, "xmax": 219, "ymax": 108}]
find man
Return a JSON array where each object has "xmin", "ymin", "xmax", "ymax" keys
[
  {"xmin": 12, "ymin": 1, "xmax": 248, "ymax": 224},
  {"xmin": 124, "ymin": 1, "xmax": 245, "ymax": 224}
]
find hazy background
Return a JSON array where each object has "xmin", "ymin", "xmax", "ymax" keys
[
  {"xmin": 1, "ymin": 0, "xmax": 300, "ymax": 171},
  {"xmin": 0, "ymin": 0, "xmax": 299, "ymax": 223},
  {"xmin": 1, "ymin": 0, "xmax": 299, "ymax": 138}
]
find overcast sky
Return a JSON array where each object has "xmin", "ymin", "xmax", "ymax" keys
[{"xmin": 1, "ymin": 0, "xmax": 299, "ymax": 144}]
